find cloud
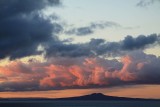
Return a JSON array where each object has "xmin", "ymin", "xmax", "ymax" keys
[
  {"xmin": 137, "ymin": 0, "xmax": 160, "ymax": 7},
  {"xmin": 0, "ymin": 0, "xmax": 160, "ymax": 92},
  {"xmin": 0, "ymin": 0, "xmax": 62, "ymax": 60},
  {"xmin": 121, "ymin": 34, "xmax": 158, "ymax": 50},
  {"xmin": 45, "ymin": 34, "xmax": 160, "ymax": 58},
  {"xmin": 95, "ymin": 34, "xmax": 159, "ymax": 57},
  {"xmin": 0, "ymin": 51, "xmax": 160, "ymax": 91},
  {"xmin": 65, "ymin": 21, "xmax": 120, "ymax": 36},
  {"xmin": 0, "ymin": 0, "xmax": 159, "ymax": 61}
]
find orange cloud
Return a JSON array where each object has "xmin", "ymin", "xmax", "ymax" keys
[{"xmin": 0, "ymin": 51, "xmax": 160, "ymax": 91}]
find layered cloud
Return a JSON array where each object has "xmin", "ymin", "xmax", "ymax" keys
[
  {"xmin": 64, "ymin": 21, "xmax": 120, "ymax": 36},
  {"xmin": 45, "ymin": 34, "xmax": 160, "ymax": 58},
  {"xmin": 0, "ymin": 51, "xmax": 160, "ymax": 91}
]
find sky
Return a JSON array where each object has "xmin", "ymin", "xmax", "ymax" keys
[{"xmin": 0, "ymin": 0, "xmax": 160, "ymax": 99}]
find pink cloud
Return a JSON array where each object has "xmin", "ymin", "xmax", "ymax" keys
[{"xmin": 0, "ymin": 51, "xmax": 160, "ymax": 91}]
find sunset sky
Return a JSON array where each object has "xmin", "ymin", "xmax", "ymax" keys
[{"xmin": 0, "ymin": 0, "xmax": 160, "ymax": 99}]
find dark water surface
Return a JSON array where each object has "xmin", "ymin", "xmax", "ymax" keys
[{"xmin": 0, "ymin": 101, "xmax": 160, "ymax": 107}]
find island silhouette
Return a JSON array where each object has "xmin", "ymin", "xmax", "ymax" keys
[{"xmin": 0, "ymin": 93, "xmax": 160, "ymax": 101}]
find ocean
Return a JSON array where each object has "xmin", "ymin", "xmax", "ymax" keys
[{"xmin": 0, "ymin": 101, "xmax": 160, "ymax": 107}]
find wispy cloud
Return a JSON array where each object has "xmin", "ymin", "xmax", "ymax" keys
[
  {"xmin": 64, "ymin": 21, "xmax": 121, "ymax": 36},
  {"xmin": 137, "ymin": 0, "xmax": 160, "ymax": 7},
  {"xmin": 0, "ymin": 51, "xmax": 160, "ymax": 91}
]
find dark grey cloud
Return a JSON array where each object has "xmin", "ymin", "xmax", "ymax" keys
[
  {"xmin": 122, "ymin": 34, "xmax": 158, "ymax": 50},
  {"xmin": 45, "ymin": 34, "xmax": 160, "ymax": 58},
  {"xmin": 0, "ymin": 0, "xmax": 61, "ymax": 19},
  {"xmin": 0, "ymin": 0, "xmax": 62, "ymax": 60},
  {"xmin": 93, "ymin": 34, "xmax": 159, "ymax": 56},
  {"xmin": 0, "ymin": 0, "xmax": 159, "ymax": 61},
  {"xmin": 137, "ymin": 0, "xmax": 160, "ymax": 7},
  {"xmin": 65, "ymin": 21, "xmax": 120, "ymax": 36},
  {"xmin": 45, "ymin": 42, "xmax": 92, "ymax": 58}
]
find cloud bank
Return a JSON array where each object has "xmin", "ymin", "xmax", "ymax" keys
[
  {"xmin": 0, "ymin": 51, "xmax": 160, "ymax": 91},
  {"xmin": 45, "ymin": 34, "xmax": 160, "ymax": 58}
]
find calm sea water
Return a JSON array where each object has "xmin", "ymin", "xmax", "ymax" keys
[{"xmin": 0, "ymin": 101, "xmax": 160, "ymax": 107}]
